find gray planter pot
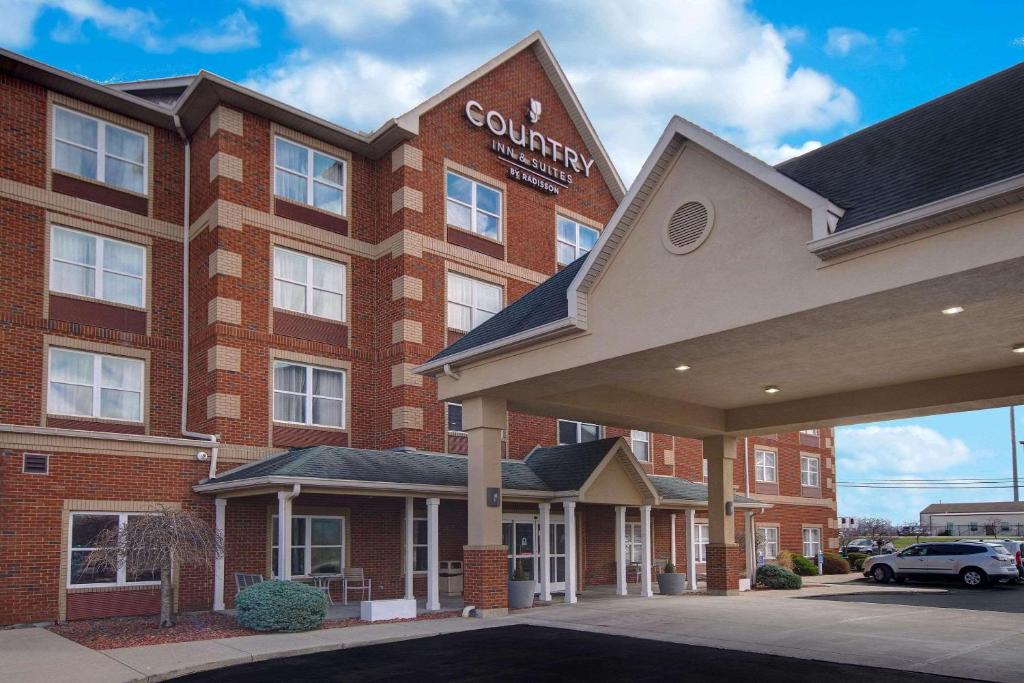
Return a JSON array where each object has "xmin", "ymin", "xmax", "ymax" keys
[
  {"xmin": 657, "ymin": 572, "xmax": 687, "ymax": 595},
  {"xmin": 507, "ymin": 580, "xmax": 535, "ymax": 609}
]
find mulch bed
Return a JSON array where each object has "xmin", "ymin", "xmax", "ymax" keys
[{"xmin": 48, "ymin": 610, "xmax": 460, "ymax": 650}]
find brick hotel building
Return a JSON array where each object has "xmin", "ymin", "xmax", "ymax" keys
[{"xmin": 0, "ymin": 33, "xmax": 838, "ymax": 625}]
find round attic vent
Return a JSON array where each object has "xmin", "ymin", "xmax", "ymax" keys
[{"xmin": 663, "ymin": 200, "xmax": 714, "ymax": 254}]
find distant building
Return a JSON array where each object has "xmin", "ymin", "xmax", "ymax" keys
[
  {"xmin": 838, "ymin": 516, "xmax": 859, "ymax": 530},
  {"xmin": 919, "ymin": 502, "xmax": 1024, "ymax": 536}
]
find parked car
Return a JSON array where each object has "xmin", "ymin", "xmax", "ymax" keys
[
  {"xmin": 864, "ymin": 541, "xmax": 1020, "ymax": 587},
  {"xmin": 957, "ymin": 539, "xmax": 1023, "ymax": 580},
  {"xmin": 843, "ymin": 538, "xmax": 878, "ymax": 556}
]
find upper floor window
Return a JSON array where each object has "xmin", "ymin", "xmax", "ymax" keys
[
  {"xmin": 53, "ymin": 106, "xmax": 146, "ymax": 194},
  {"xmin": 50, "ymin": 226, "xmax": 145, "ymax": 307},
  {"xmin": 702, "ymin": 458, "xmax": 708, "ymax": 483},
  {"xmin": 558, "ymin": 419, "xmax": 601, "ymax": 445},
  {"xmin": 273, "ymin": 248, "xmax": 346, "ymax": 322},
  {"xmin": 48, "ymin": 348, "xmax": 143, "ymax": 422},
  {"xmin": 274, "ymin": 137, "xmax": 346, "ymax": 215},
  {"xmin": 754, "ymin": 449, "xmax": 777, "ymax": 483},
  {"xmin": 447, "ymin": 402, "xmax": 463, "ymax": 433},
  {"xmin": 800, "ymin": 455, "xmax": 820, "ymax": 487},
  {"xmin": 273, "ymin": 361, "xmax": 345, "ymax": 429},
  {"xmin": 445, "ymin": 171, "xmax": 501, "ymax": 240},
  {"xmin": 556, "ymin": 216, "xmax": 599, "ymax": 265},
  {"xmin": 447, "ymin": 272, "xmax": 501, "ymax": 332},
  {"xmin": 630, "ymin": 430, "xmax": 650, "ymax": 461}
]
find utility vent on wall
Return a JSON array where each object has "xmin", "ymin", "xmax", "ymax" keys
[
  {"xmin": 663, "ymin": 200, "xmax": 714, "ymax": 254},
  {"xmin": 22, "ymin": 453, "xmax": 49, "ymax": 474}
]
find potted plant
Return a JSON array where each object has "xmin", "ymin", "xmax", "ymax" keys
[
  {"xmin": 656, "ymin": 562, "xmax": 686, "ymax": 595},
  {"xmin": 507, "ymin": 560, "xmax": 535, "ymax": 609}
]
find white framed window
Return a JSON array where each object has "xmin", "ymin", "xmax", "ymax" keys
[
  {"xmin": 556, "ymin": 216, "xmax": 599, "ymax": 265},
  {"xmin": 446, "ymin": 272, "xmax": 502, "ymax": 332},
  {"xmin": 625, "ymin": 521, "xmax": 643, "ymax": 563},
  {"xmin": 274, "ymin": 137, "xmax": 346, "ymax": 215},
  {"xmin": 754, "ymin": 449, "xmax": 777, "ymax": 483},
  {"xmin": 50, "ymin": 226, "xmax": 145, "ymax": 307},
  {"xmin": 802, "ymin": 527, "xmax": 821, "ymax": 558},
  {"xmin": 68, "ymin": 512, "xmax": 159, "ymax": 587},
  {"xmin": 557, "ymin": 419, "xmax": 602, "ymax": 445},
  {"xmin": 273, "ymin": 247, "xmax": 346, "ymax": 321},
  {"xmin": 273, "ymin": 361, "xmax": 345, "ymax": 429},
  {"xmin": 800, "ymin": 455, "xmax": 820, "ymax": 487},
  {"xmin": 272, "ymin": 515, "xmax": 344, "ymax": 577},
  {"xmin": 412, "ymin": 515, "xmax": 428, "ymax": 572},
  {"xmin": 757, "ymin": 526, "xmax": 779, "ymax": 560},
  {"xmin": 702, "ymin": 458, "xmax": 708, "ymax": 483},
  {"xmin": 695, "ymin": 523, "xmax": 709, "ymax": 563},
  {"xmin": 48, "ymin": 348, "xmax": 143, "ymax": 422},
  {"xmin": 53, "ymin": 106, "xmax": 147, "ymax": 194},
  {"xmin": 447, "ymin": 402, "xmax": 464, "ymax": 433},
  {"xmin": 445, "ymin": 171, "xmax": 502, "ymax": 240},
  {"xmin": 630, "ymin": 430, "xmax": 650, "ymax": 462},
  {"xmin": 800, "ymin": 428, "xmax": 820, "ymax": 437}
]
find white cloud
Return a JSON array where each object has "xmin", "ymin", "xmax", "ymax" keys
[
  {"xmin": 249, "ymin": 0, "xmax": 474, "ymax": 37},
  {"xmin": 837, "ymin": 425, "xmax": 973, "ymax": 474},
  {"xmin": 174, "ymin": 10, "xmax": 259, "ymax": 53},
  {"xmin": 825, "ymin": 27, "xmax": 875, "ymax": 57}
]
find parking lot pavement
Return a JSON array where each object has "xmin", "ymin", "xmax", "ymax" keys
[{"xmin": 804, "ymin": 581, "xmax": 1024, "ymax": 614}]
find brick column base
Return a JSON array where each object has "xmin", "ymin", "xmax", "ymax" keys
[
  {"xmin": 705, "ymin": 543, "xmax": 741, "ymax": 595},
  {"xmin": 463, "ymin": 544, "xmax": 508, "ymax": 615}
]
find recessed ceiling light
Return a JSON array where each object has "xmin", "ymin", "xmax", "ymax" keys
[
  {"xmin": 674, "ymin": 364, "xmax": 691, "ymax": 372},
  {"xmin": 1013, "ymin": 344, "xmax": 1024, "ymax": 354},
  {"xmin": 763, "ymin": 385, "xmax": 781, "ymax": 394},
  {"xmin": 941, "ymin": 306, "xmax": 964, "ymax": 316}
]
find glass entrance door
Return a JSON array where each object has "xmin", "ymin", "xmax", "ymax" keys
[{"xmin": 503, "ymin": 514, "xmax": 566, "ymax": 594}]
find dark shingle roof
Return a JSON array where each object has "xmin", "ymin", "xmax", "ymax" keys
[
  {"xmin": 524, "ymin": 438, "xmax": 621, "ymax": 491},
  {"xmin": 649, "ymin": 475, "xmax": 758, "ymax": 504},
  {"xmin": 428, "ymin": 255, "xmax": 586, "ymax": 363},
  {"xmin": 777, "ymin": 61, "xmax": 1024, "ymax": 232},
  {"xmin": 921, "ymin": 501, "xmax": 1024, "ymax": 515}
]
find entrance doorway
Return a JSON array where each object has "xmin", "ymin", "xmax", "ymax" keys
[{"xmin": 503, "ymin": 513, "xmax": 566, "ymax": 594}]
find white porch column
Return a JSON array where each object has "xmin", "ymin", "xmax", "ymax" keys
[
  {"xmin": 426, "ymin": 497, "xmax": 441, "ymax": 611},
  {"xmin": 563, "ymin": 500, "xmax": 578, "ymax": 604},
  {"xmin": 640, "ymin": 505, "xmax": 653, "ymax": 597},
  {"xmin": 213, "ymin": 497, "xmax": 226, "ymax": 611},
  {"xmin": 615, "ymin": 505, "xmax": 627, "ymax": 596},
  {"xmin": 404, "ymin": 497, "xmax": 415, "ymax": 600},
  {"xmin": 670, "ymin": 512, "xmax": 678, "ymax": 568},
  {"xmin": 686, "ymin": 508, "xmax": 698, "ymax": 591},
  {"xmin": 539, "ymin": 502, "xmax": 552, "ymax": 602},
  {"xmin": 745, "ymin": 510, "xmax": 757, "ymax": 585},
  {"xmin": 277, "ymin": 489, "xmax": 294, "ymax": 580}
]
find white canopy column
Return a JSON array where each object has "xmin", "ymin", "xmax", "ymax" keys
[
  {"xmin": 615, "ymin": 505, "xmax": 627, "ymax": 596},
  {"xmin": 640, "ymin": 504, "xmax": 653, "ymax": 597},
  {"xmin": 426, "ymin": 497, "xmax": 440, "ymax": 611},
  {"xmin": 563, "ymin": 500, "xmax": 577, "ymax": 604},
  {"xmin": 686, "ymin": 508, "xmax": 698, "ymax": 591},
  {"xmin": 745, "ymin": 510, "xmax": 757, "ymax": 587},
  {"xmin": 539, "ymin": 502, "xmax": 552, "ymax": 602},
  {"xmin": 213, "ymin": 497, "xmax": 226, "ymax": 611},
  {"xmin": 404, "ymin": 497, "xmax": 415, "ymax": 600},
  {"xmin": 670, "ymin": 512, "xmax": 678, "ymax": 568}
]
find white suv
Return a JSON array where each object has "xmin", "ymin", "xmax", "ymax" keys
[{"xmin": 863, "ymin": 541, "xmax": 1019, "ymax": 587}]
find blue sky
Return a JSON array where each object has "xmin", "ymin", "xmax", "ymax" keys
[{"xmin": 4, "ymin": 0, "xmax": 1023, "ymax": 521}]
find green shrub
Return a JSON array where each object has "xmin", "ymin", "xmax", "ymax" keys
[
  {"xmin": 663, "ymin": 562, "xmax": 676, "ymax": 573},
  {"xmin": 822, "ymin": 552, "xmax": 850, "ymax": 574},
  {"xmin": 846, "ymin": 552, "xmax": 868, "ymax": 571},
  {"xmin": 236, "ymin": 580, "xmax": 327, "ymax": 632},
  {"xmin": 791, "ymin": 553, "xmax": 819, "ymax": 576},
  {"xmin": 756, "ymin": 564, "xmax": 802, "ymax": 590}
]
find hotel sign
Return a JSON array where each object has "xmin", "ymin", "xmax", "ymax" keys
[{"xmin": 465, "ymin": 99, "xmax": 595, "ymax": 195}]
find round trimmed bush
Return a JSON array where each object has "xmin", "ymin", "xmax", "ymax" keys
[
  {"xmin": 236, "ymin": 580, "xmax": 328, "ymax": 632},
  {"xmin": 756, "ymin": 564, "xmax": 802, "ymax": 590},
  {"xmin": 791, "ymin": 553, "xmax": 819, "ymax": 576},
  {"xmin": 846, "ymin": 552, "xmax": 868, "ymax": 571},
  {"xmin": 822, "ymin": 552, "xmax": 851, "ymax": 574}
]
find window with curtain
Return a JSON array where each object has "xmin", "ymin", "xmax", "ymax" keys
[
  {"xmin": 695, "ymin": 523, "xmax": 709, "ymax": 562},
  {"xmin": 272, "ymin": 247, "xmax": 345, "ymax": 321},
  {"xmin": 802, "ymin": 528, "xmax": 821, "ymax": 558},
  {"xmin": 274, "ymin": 137, "xmax": 346, "ymax": 215},
  {"xmin": 273, "ymin": 361, "xmax": 345, "ymax": 428},
  {"xmin": 53, "ymin": 107, "xmax": 147, "ymax": 194},
  {"xmin": 630, "ymin": 430, "xmax": 650, "ymax": 461},
  {"xmin": 446, "ymin": 272, "xmax": 502, "ymax": 332},
  {"xmin": 800, "ymin": 455, "xmax": 820, "ymax": 487},
  {"xmin": 272, "ymin": 515, "xmax": 344, "ymax": 576},
  {"xmin": 557, "ymin": 419, "xmax": 602, "ymax": 445},
  {"xmin": 445, "ymin": 171, "xmax": 502, "ymax": 240},
  {"xmin": 48, "ymin": 348, "xmax": 143, "ymax": 421},
  {"xmin": 556, "ymin": 216, "xmax": 599, "ymax": 265},
  {"xmin": 754, "ymin": 449, "xmax": 777, "ymax": 483},
  {"xmin": 68, "ymin": 512, "xmax": 159, "ymax": 586},
  {"xmin": 757, "ymin": 527, "xmax": 779, "ymax": 559},
  {"xmin": 50, "ymin": 226, "xmax": 145, "ymax": 307}
]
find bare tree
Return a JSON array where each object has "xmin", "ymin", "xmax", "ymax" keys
[
  {"xmin": 855, "ymin": 517, "xmax": 895, "ymax": 550},
  {"xmin": 85, "ymin": 506, "xmax": 221, "ymax": 627}
]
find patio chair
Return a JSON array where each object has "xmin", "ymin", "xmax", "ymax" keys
[
  {"xmin": 340, "ymin": 567, "xmax": 372, "ymax": 605},
  {"xmin": 312, "ymin": 575, "xmax": 335, "ymax": 605},
  {"xmin": 234, "ymin": 572, "xmax": 264, "ymax": 595}
]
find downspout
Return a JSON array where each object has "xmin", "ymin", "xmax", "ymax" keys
[
  {"xmin": 173, "ymin": 114, "xmax": 220, "ymax": 479},
  {"xmin": 744, "ymin": 437, "xmax": 750, "ymax": 498}
]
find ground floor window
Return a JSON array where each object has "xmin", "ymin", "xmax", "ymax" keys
[
  {"xmin": 625, "ymin": 521, "xmax": 643, "ymax": 563},
  {"xmin": 413, "ymin": 515, "xmax": 428, "ymax": 572},
  {"xmin": 802, "ymin": 527, "xmax": 821, "ymax": 558},
  {"xmin": 272, "ymin": 515, "xmax": 344, "ymax": 576},
  {"xmin": 757, "ymin": 526, "xmax": 779, "ymax": 560},
  {"xmin": 68, "ymin": 512, "xmax": 159, "ymax": 587},
  {"xmin": 695, "ymin": 523, "xmax": 709, "ymax": 563}
]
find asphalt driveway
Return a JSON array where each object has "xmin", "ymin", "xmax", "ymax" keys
[
  {"xmin": 804, "ymin": 580, "xmax": 1024, "ymax": 613},
  {"xmin": 174, "ymin": 624, "xmax": 968, "ymax": 683}
]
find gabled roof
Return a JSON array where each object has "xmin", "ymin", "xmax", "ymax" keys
[
  {"xmin": 649, "ymin": 476, "xmax": 759, "ymax": 505},
  {"xmin": 920, "ymin": 501, "xmax": 1024, "ymax": 515},
  {"xmin": 524, "ymin": 437, "xmax": 622, "ymax": 490},
  {"xmin": 777, "ymin": 61, "xmax": 1024, "ymax": 234}
]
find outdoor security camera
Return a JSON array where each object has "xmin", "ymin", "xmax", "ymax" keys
[{"xmin": 196, "ymin": 451, "xmax": 210, "ymax": 461}]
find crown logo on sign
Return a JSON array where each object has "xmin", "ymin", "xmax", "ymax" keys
[{"xmin": 527, "ymin": 98, "xmax": 542, "ymax": 124}]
